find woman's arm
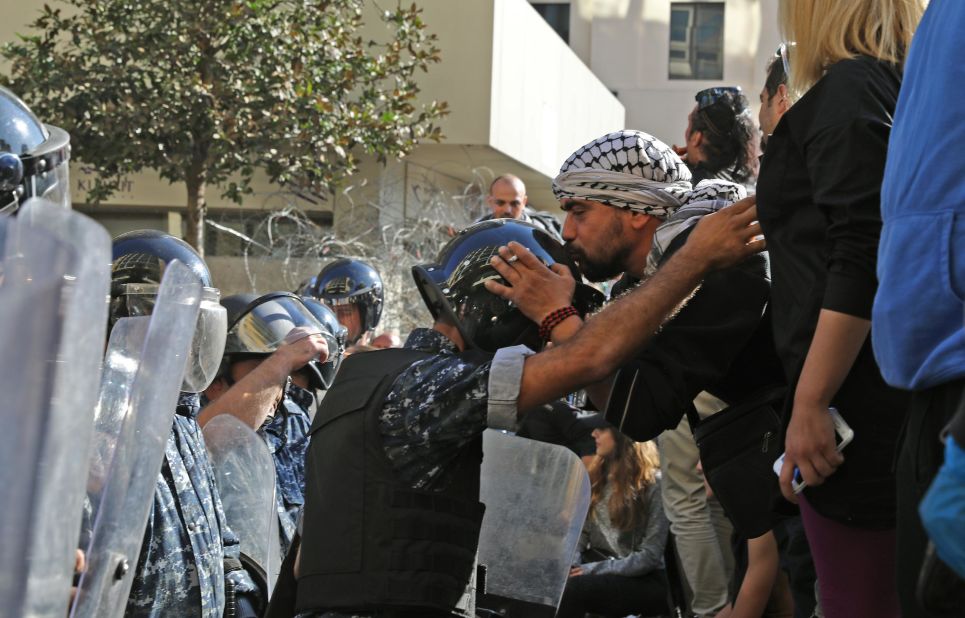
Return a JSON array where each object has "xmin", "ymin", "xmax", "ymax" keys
[{"xmin": 778, "ymin": 310, "xmax": 869, "ymax": 499}]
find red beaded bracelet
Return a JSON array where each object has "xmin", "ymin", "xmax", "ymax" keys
[{"xmin": 539, "ymin": 305, "xmax": 580, "ymax": 341}]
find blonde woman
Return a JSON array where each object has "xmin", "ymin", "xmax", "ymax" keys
[
  {"xmin": 756, "ymin": 1, "xmax": 925, "ymax": 616},
  {"xmin": 557, "ymin": 424, "xmax": 669, "ymax": 618}
]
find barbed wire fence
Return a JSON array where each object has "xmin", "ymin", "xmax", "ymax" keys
[{"xmin": 206, "ymin": 164, "xmax": 495, "ymax": 336}]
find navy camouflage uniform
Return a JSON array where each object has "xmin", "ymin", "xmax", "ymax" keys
[
  {"xmin": 297, "ymin": 328, "xmax": 530, "ymax": 618},
  {"xmin": 261, "ymin": 383, "xmax": 314, "ymax": 556},
  {"xmin": 127, "ymin": 393, "xmax": 257, "ymax": 617}
]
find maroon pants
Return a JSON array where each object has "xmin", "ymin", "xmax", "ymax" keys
[{"xmin": 799, "ymin": 496, "xmax": 899, "ymax": 618}]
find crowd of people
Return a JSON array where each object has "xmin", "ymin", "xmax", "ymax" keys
[{"xmin": 1, "ymin": 0, "xmax": 963, "ymax": 617}]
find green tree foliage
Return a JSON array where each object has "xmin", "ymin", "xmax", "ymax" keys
[{"xmin": 2, "ymin": 0, "xmax": 447, "ymax": 254}]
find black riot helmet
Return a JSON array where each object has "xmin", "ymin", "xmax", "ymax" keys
[
  {"xmin": 0, "ymin": 87, "xmax": 72, "ymax": 214},
  {"xmin": 223, "ymin": 292, "xmax": 342, "ymax": 390},
  {"xmin": 111, "ymin": 229, "xmax": 227, "ymax": 393},
  {"xmin": 412, "ymin": 219, "xmax": 604, "ymax": 353},
  {"xmin": 300, "ymin": 297, "xmax": 348, "ymax": 388},
  {"xmin": 309, "ymin": 258, "xmax": 383, "ymax": 344},
  {"xmin": 220, "ymin": 293, "xmax": 260, "ymax": 326}
]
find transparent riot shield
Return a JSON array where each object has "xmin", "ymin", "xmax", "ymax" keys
[
  {"xmin": 70, "ymin": 260, "xmax": 203, "ymax": 618},
  {"xmin": 0, "ymin": 220, "xmax": 76, "ymax": 616},
  {"xmin": 84, "ymin": 317, "xmax": 150, "ymax": 518},
  {"xmin": 203, "ymin": 414, "xmax": 279, "ymax": 599},
  {"xmin": 0, "ymin": 203, "xmax": 111, "ymax": 618},
  {"xmin": 18, "ymin": 199, "xmax": 112, "ymax": 617},
  {"xmin": 477, "ymin": 430, "xmax": 591, "ymax": 616}
]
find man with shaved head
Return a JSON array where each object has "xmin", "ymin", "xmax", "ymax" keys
[{"xmin": 477, "ymin": 173, "xmax": 563, "ymax": 240}]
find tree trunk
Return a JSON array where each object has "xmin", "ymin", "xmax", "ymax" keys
[{"xmin": 185, "ymin": 170, "xmax": 207, "ymax": 257}]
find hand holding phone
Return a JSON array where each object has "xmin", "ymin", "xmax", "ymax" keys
[{"xmin": 773, "ymin": 407, "xmax": 853, "ymax": 494}]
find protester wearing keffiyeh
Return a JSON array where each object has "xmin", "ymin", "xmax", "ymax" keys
[{"xmin": 553, "ymin": 130, "xmax": 746, "ymax": 279}]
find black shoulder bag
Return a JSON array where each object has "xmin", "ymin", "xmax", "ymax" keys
[{"xmin": 688, "ymin": 386, "xmax": 785, "ymax": 539}]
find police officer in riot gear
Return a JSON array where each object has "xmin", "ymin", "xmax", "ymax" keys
[
  {"xmin": 201, "ymin": 293, "xmax": 337, "ymax": 560},
  {"xmin": 110, "ymin": 229, "xmax": 260, "ymax": 617},
  {"xmin": 0, "ymin": 86, "xmax": 72, "ymax": 214},
  {"xmin": 272, "ymin": 205, "xmax": 765, "ymax": 618},
  {"xmin": 284, "ymin": 220, "xmax": 601, "ymax": 618},
  {"xmin": 308, "ymin": 258, "xmax": 384, "ymax": 346}
]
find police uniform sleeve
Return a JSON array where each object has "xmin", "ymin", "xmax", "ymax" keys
[
  {"xmin": 382, "ymin": 345, "xmax": 530, "ymax": 489},
  {"xmin": 487, "ymin": 344, "xmax": 535, "ymax": 430}
]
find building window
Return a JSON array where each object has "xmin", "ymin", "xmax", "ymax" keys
[
  {"xmin": 669, "ymin": 2, "xmax": 724, "ymax": 80},
  {"xmin": 531, "ymin": 3, "xmax": 570, "ymax": 44}
]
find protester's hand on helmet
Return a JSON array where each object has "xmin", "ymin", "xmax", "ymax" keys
[
  {"xmin": 779, "ymin": 400, "xmax": 844, "ymax": 502},
  {"xmin": 485, "ymin": 241, "xmax": 577, "ymax": 323},
  {"xmin": 680, "ymin": 196, "xmax": 764, "ymax": 271},
  {"xmin": 276, "ymin": 327, "xmax": 329, "ymax": 372}
]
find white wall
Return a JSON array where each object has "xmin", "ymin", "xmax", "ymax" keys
[
  {"xmin": 562, "ymin": 0, "xmax": 783, "ymax": 147},
  {"xmin": 489, "ymin": 0, "xmax": 625, "ymax": 178}
]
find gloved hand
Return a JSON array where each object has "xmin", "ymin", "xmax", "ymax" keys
[{"xmin": 920, "ymin": 436, "xmax": 965, "ymax": 579}]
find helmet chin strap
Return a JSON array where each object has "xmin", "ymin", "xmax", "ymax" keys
[{"xmin": 432, "ymin": 319, "xmax": 466, "ymax": 352}]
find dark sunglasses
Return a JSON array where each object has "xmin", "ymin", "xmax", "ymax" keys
[{"xmin": 695, "ymin": 86, "xmax": 744, "ymax": 112}]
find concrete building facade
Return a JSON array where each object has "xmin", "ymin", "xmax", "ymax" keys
[{"xmin": 532, "ymin": 0, "xmax": 783, "ymax": 148}]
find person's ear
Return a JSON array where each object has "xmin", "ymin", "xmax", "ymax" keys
[
  {"xmin": 688, "ymin": 129, "xmax": 703, "ymax": 150},
  {"xmin": 627, "ymin": 211, "xmax": 653, "ymax": 231},
  {"xmin": 777, "ymin": 84, "xmax": 790, "ymax": 112}
]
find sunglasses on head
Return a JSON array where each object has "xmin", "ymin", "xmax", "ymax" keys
[
  {"xmin": 776, "ymin": 42, "xmax": 796, "ymax": 79},
  {"xmin": 695, "ymin": 86, "xmax": 744, "ymax": 113}
]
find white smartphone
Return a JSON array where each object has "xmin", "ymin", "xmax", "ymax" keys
[{"xmin": 773, "ymin": 407, "xmax": 854, "ymax": 494}]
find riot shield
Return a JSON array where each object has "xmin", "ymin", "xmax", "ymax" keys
[
  {"xmin": 18, "ymin": 199, "xmax": 112, "ymax": 617},
  {"xmin": 477, "ymin": 430, "xmax": 591, "ymax": 616},
  {"xmin": 70, "ymin": 260, "xmax": 203, "ymax": 618},
  {"xmin": 83, "ymin": 317, "xmax": 150, "ymax": 517},
  {"xmin": 203, "ymin": 414, "xmax": 279, "ymax": 599},
  {"xmin": 0, "ymin": 203, "xmax": 111, "ymax": 618}
]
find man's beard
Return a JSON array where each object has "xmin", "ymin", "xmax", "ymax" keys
[{"xmin": 566, "ymin": 243, "xmax": 630, "ymax": 282}]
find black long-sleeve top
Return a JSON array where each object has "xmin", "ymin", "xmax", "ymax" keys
[
  {"xmin": 755, "ymin": 56, "xmax": 908, "ymax": 527},
  {"xmin": 757, "ymin": 56, "xmax": 901, "ymax": 382},
  {"xmin": 605, "ymin": 228, "xmax": 780, "ymax": 442}
]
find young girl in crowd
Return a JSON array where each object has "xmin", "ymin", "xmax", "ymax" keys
[
  {"xmin": 556, "ymin": 425, "xmax": 669, "ymax": 618},
  {"xmin": 757, "ymin": 1, "xmax": 925, "ymax": 616}
]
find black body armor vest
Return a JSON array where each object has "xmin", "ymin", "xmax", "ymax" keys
[{"xmin": 295, "ymin": 348, "xmax": 486, "ymax": 616}]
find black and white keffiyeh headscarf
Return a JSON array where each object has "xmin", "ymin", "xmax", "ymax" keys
[
  {"xmin": 552, "ymin": 130, "xmax": 745, "ymax": 217},
  {"xmin": 553, "ymin": 130, "xmax": 747, "ymax": 277},
  {"xmin": 552, "ymin": 131, "xmax": 693, "ymax": 217}
]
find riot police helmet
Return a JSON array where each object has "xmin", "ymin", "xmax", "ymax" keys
[
  {"xmin": 0, "ymin": 86, "xmax": 72, "ymax": 214},
  {"xmin": 300, "ymin": 297, "xmax": 347, "ymax": 388},
  {"xmin": 224, "ymin": 292, "xmax": 341, "ymax": 390},
  {"xmin": 412, "ymin": 219, "xmax": 603, "ymax": 354},
  {"xmin": 220, "ymin": 293, "xmax": 260, "ymax": 326},
  {"xmin": 294, "ymin": 275, "xmax": 317, "ymax": 297},
  {"xmin": 309, "ymin": 258, "xmax": 383, "ymax": 345},
  {"xmin": 111, "ymin": 229, "xmax": 227, "ymax": 393}
]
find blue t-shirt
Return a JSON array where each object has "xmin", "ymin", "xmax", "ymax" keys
[{"xmin": 872, "ymin": 0, "xmax": 965, "ymax": 390}]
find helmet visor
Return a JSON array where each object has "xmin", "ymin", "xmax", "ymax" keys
[
  {"xmin": 182, "ymin": 290, "xmax": 228, "ymax": 393},
  {"xmin": 24, "ymin": 125, "xmax": 71, "ymax": 210},
  {"xmin": 227, "ymin": 293, "xmax": 335, "ymax": 358},
  {"xmin": 113, "ymin": 284, "xmax": 227, "ymax": 392}
]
